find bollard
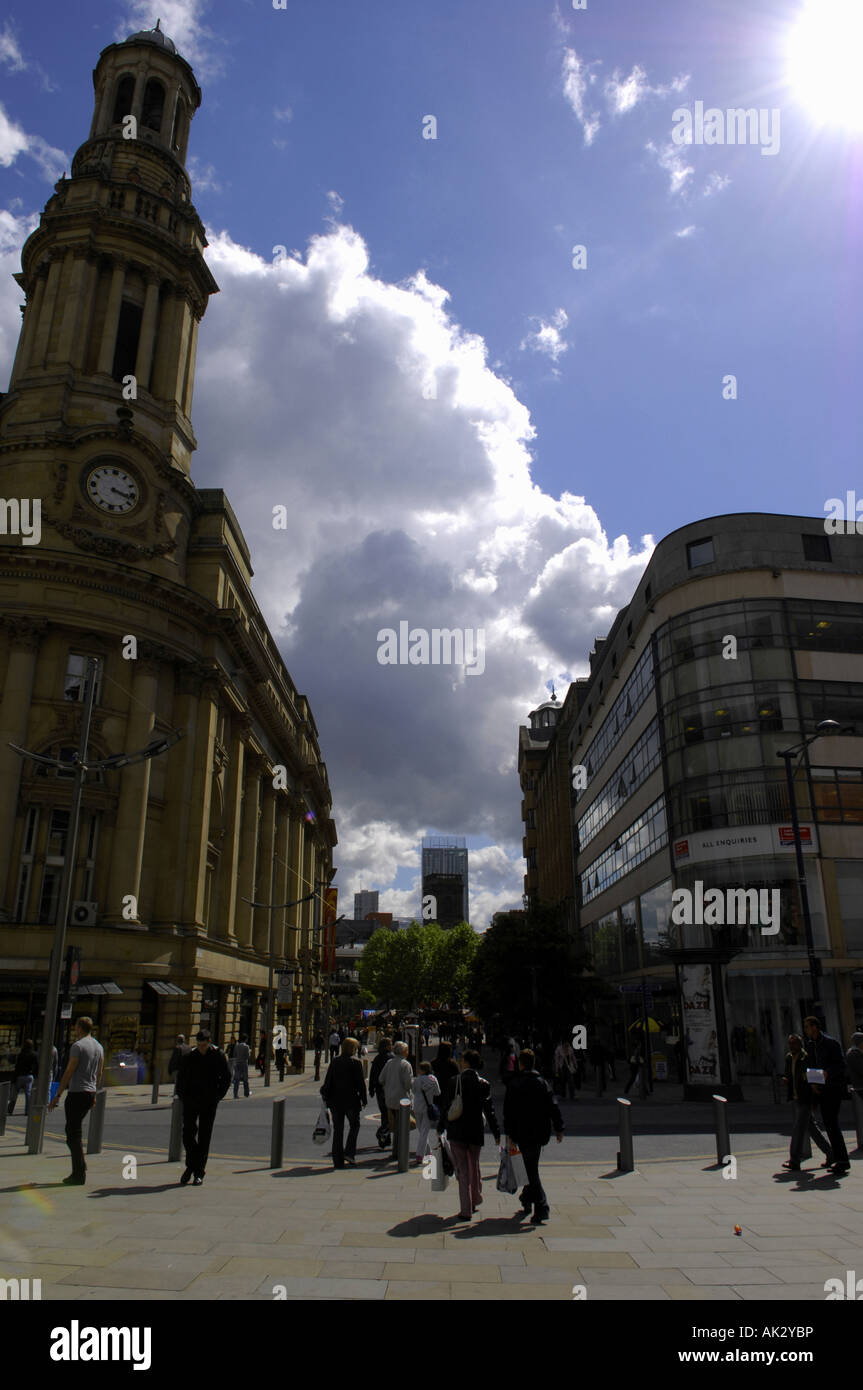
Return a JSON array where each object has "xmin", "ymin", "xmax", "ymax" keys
[
  {"xmin": 0, "ymin": 1081, "xmax": 10, "ymax": 1135},
  {"xmin": 270, "ymin": 1096, "xmax": 286, "ymax": 1168},
  {"xmin": 616, "ymin": 1097, "xmax": 634, "ymax": 1172},
  {"xmin": 853, "ymin": 1090, "xmax": 863, "ymax": 1151},
  {"xmin": 151, "ymin": 1067, "xmax": 161, "ymax": 1105},
  {"xmin": 713, "ymin": 1094, "xmax": 731, "ymax": 1167},
  {"xmin": 168, "ymin": 1095, "xmax": 183, "ymax": 1162},
  {"xmin": 397, "ymin": 1097, "xmax": 411, "ymax": 1173},
  {"xmin": 26, "ymin": 1105, "xmax": 46, "ymax": 1155},
  {"xmin": 86, "ymin": 1088, "xmax": 107, "ymax": 1155}
]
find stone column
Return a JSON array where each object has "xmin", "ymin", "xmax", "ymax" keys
[
  {"xmin": 217, "ymin": 714, "xmax": 252, "ymax": 943},
  {"xmin": 181, "ymin": 314, "xmax": 199, "ymax": 417},
  {"xmin": 105, "ymin": 656, "xmax": 160, "ymax": 923},
  {"xmin": 179, "ymin": 676, "xmax": 220, "ymax": 929},
  {"xmin": 273, "ymin": 797, "xmax": 291, "ymax": 962},
  {"xmin": 29, "ymin": 252, "xmax": 64, "ymax": 370},
  {"xmin": 0, "ymin": 620, "xmax": 44, "ymax": 905},
  {"xmin": 9, "ymin": 265, "xmax": 47, "ymax": 385},
  {"xmin": 96, "ymin": 257, "xmax": 126, "ymax": 376},
  {"xmin": 69, "ymin": 254, "xmax": 101, "ymax": 372},
  {"xmin": 134, "ymin": 272, "xmax": 161, "ymax": 390},
  {"xmin": 283, "ymin": 799, "xmax": 304, "ymax": 965},
  {"xmin": 154, "ymin": 663, "xmax": 201, "ymax": 925},
  {"xmin": 253, "ymin": 778, "xmax": 277, "ymax": 955},
  {"xmin": 51, "ymin": 252, "xmax": 89, "ymax": 367},
  {"xmin": 234, "ymin": 756, "xmax": 262, "ymax": 949}
]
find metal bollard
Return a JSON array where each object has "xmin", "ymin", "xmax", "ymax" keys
[
  {"xmin": 852, "ymin": 1090, "xmax": 863, "ymax": 1151},
  {"xmin": 270, "ymin": 1096, "xmax": 286, "ymax": 1168},
  {"xmin": 151, "ymin": 1067, "xmax": 161, "ymax": 1105},
  {"xmin": 713, "ymin": 1094, "xmax": 731, "ymax": 1166},
  {"xmin": 86, "ymin": 1088, "xmax": 107, "ymax": 1155},
  {"xmin": 168, "ymin": 1095, "xmax": 183, "ymax": 1162},
  {"xmin": 26, "ymin": 1105, "xmax": 46, "ymax": 1155},
  {"xmin": 397, "ymin": 1097, "xmax": 411, "ymax": 1173},
  {"xmin": 0, "ymin": 1080, "xmax": 10, "ymax": 1135},
  {"xmin": 616, "ymin": 1097, "xmax": 634, "ymax": 1172}
]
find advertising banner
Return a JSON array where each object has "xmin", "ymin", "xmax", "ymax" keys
[{"xmin": 679, "ymin": 963, "xmax": 721, "ymax": 1085}]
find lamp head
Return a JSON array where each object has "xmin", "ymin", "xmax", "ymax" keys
[{"xmin": 814, "ymin": 719, "xmax": 841, "ymax": 735}]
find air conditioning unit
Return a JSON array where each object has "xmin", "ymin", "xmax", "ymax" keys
[{"xmin": 70, "ymin": 901, "xmax": 98, "ymax": 927}]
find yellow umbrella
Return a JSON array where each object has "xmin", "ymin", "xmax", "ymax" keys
[{"xmin": 628, "ymin": 1017, "xmax": 661, "ymax": 1033}]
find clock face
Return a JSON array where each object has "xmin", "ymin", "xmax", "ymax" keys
[{"xmin": 85, "ymin": 464, "xmax": 140, "ymax": 515}]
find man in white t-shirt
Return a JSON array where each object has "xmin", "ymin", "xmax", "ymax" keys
[{"xmin": 49, "ymin": 1017, "xmax": 104, "ymax": 1186}]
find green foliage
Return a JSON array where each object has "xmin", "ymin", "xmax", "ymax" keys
[{"xmin": 357, "ymin": 920, "xmax": 479, "ymax": 1011}]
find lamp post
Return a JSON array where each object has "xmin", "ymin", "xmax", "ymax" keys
[
  {"xmin": 777, "ymin": 718, "xmax": 842, "ymax": 1011},
  {"xmin": 8, "ymin": 655, "xmax": 183, "ymax": 1150},
  {"xmin": 242, "ymin": 889, "xmax": 314, "ymax": 1086}
]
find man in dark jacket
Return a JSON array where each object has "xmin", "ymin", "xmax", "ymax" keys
[
  {"xmin": 320, "ymin": 1037, "xmax": 367, "ymax": 1168},
  {"xmin": 504, "ymin": 1048, "xmax": 564, "ymax": 1223},
  {"xmin": 803, "ymin": 1016, "xmax": 849, "ymax": 1174},
  {"xmin": 8, "ymin": 1038, "xmax": 38, "ymax": 1115},
  {"xmin": 783, "ymin": 1034, "xmax": 832, "ymax": 1170},
  {"xmin": 368, "ymin": 1038, "xmax": 393, "ymax": 1141},
  {"xmin": 439, "ymin": 1050, "xmax": 500, "ymax": 1220},
  {"xmin": 175, "ymin": 1029, "xmax": 232, "ymax": 1185},
  {"xmin": 167, "ymin": 1034, "xmax": 192, "ymax": 1095}
]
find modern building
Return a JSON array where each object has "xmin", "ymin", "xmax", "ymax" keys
[
  {"xmin": 421, "ymin": 836, "xmax": 469, "ymax": 928},
  {"xmin": 353, "ymin": 889, "xmax": 379, "ymax": 920},
  {"xmin": 0, "ymin": 25, "xmax": 336, "ymax": 1074},
  {"xmin": 521, "ymin": 514, "xmax": 863, "ymax": 1089}
]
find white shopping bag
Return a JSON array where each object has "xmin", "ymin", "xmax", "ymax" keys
[
  {"xmin": 312, "ymin": 1100, "xmax": 331, "ymax": 1144},
  {"xmin": 505, "ymin": 1138, "xmax": 528, "ymax": 1188},
  {"xmin": 429, "ymin": 1134, "xmax": 449, "ymax": 1192}
]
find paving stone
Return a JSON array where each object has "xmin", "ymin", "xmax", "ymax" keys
[
  {"xmin": 663, "ymin": 1285, "xmax": 742, "ymax": 1300},
  {"xmin": 251, "ymin": 1275, "xmax": 388, "ymax": 1299},
  {"xmin": 412, "ymin": 1247, "xmax": 525, "ymax": 1266},
  {"xmin": 384, "ymin": 1262, "xmax": 500, "ymax": 1282},
  {"xmin": 384, "ymin": 1280, "xmax": 452, "ymax": 1299}
]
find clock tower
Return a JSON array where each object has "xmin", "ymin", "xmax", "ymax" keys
[{"xmin": 0, "ymin": 20, "xmax": 218, "ymax": 580}]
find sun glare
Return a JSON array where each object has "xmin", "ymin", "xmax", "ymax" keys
[{"xmin": 787, "ymin": 0, "xmax": 863, "ymax": 133}]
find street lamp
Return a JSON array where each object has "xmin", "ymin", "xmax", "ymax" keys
[
  {"xmin": 8, "ymin": 655, "xmax": 184, "ymax": 1151},
  {"xmin": 777, "ymin": 718, "xmax": 842, "ymax": 1010}
]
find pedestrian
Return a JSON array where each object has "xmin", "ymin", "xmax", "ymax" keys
[
  {"xmin": 226, "ymin": 1036, "xmax": 237, "ymax": 1061},
  {"xmin": 313, "ymin": 1031, "xmax": 325, "ymax": 1081},
  {"xmin": 803, "ymin": 1016, "xmax": 850, "ymax": 1174},
  {"xmin": 48, "ymin": 1017, "xmax": 104, "ymax": 1186},
  {"xmin": 433, "ymin": 1040, "xmax": 459, "ymax": 1095},
  {"xmin": 50, "ymin": 1043, "xmax": 60, "ymax": 1083},
  {"xmin": 503, "ymin": 1047, "xmax": 564, "ymax": 1224},
  {"xmin": 380, "ymin": 1041, "xmax": 414, "ymax": 1158},
  {"xmin": 320, "ymin": 1037, "xmax": 367, "ymax": 1168},
  {"xmin": 369, "ymin": 1038, "xmax": 393, "ymax": 1141},
  {"xmin": 783, "ymin": 1033, "xmax": 832, "ymax": 1170},
  {"xmin": 588, "ymin": 1038, "xmax": 607, "ymax": 1095},
  {"xmin": 232, "ymin": 1033, "xmax": 251, "ymax": 1098},
  {"xmin": 275, "ymin": 1039, "xmax": 287, "ymax": 1081},
  {"xmin": 623, "ymin": 1033, "xmax": 645, "ymax": 1095},
  {"xmin": 175, "ymin": 1029, "xmax": 232, "ymax": 1185},
  {"xmin": 845, "ymin": 1032, "xmax": 863, "ymax": 1102},
  {"xmin": 498, "ymin": 1039, "xmax": 518, "ymax": 1089},
  {"xmin": 167, "ymin": 1034, "xmax": 192, "ymax": 1095},
  {"xmin": 412, "ymin": 1060, "xmax": 441, "ymax": 1164},
  {"xmin": 328, "ymin": 1027, "xmax": 341, "ymax": 1063},
  {"xmin": 438, "ymin": 1049, "xmax": 500, "ymax": 1220},
  {"xmin": 255, "ymin": 1033, "xmax": 267, "ymax": 1076},
  {"xmin": 7, "ymin": 1037, "xmax": 38, "ymax": 1115}
]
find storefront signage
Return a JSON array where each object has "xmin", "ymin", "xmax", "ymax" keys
[{"xmin": 673, "ymin": 823, "xmax": 817, "ymax": 865}]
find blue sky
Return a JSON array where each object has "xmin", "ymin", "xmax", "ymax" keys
[{"xmin": 1, "ymin": 0, "xmax": 861, "ymax": 924}]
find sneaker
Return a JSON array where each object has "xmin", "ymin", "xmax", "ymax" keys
[{"xmin": 192, "ymin": 1174, "xmax": 204, "ymax": 1185}]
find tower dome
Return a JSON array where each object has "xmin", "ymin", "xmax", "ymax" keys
[{"xmin": 123, "ymin": 19, "xmax": 177, "ymax": 55}]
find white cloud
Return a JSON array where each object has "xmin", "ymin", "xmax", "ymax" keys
[
  {"xmin": 0, "ymin": 24, "xmax": 25, "ymax": 72},
  {"xmin": 604, "ymin": 65, "xmax": 688, "ymax": 116},
  {"xmin": 0, "ymin": 207, "xmax": 39, "ymax": 378},
  {"xmin": 520, "ymin": 307, "xmax": 569, "ymax": 365},
  {"xmin": 703, "ymin": 171, "xmax": 731, "ymax": 198},
  {"xmin": 118, "ymin": 0, "xmax": 224, "ymax": 82},
  {"xmin": 645, "ymin": 139, "xmax": 694, "ymax": 196},
  {"xmin": 0, "ymin": 104, "xmax": 66, "ymax": 180},
  {"xmin": 273, "ymin": 106, "xmax": 293, "ymax": 123},
  {"xmin": 187, "ymin": 156, "xmax": 222, "ymax": 194},
  {"xmin": 325, "ymin": 190, "xmax": 344, "ymax": 217},
  {"xmin": 561, "ymin": 49, "xmax": 600, "ymax": 146},
  {"xmin": 675, "ymin": 225, "xmax": 696, "ymax": 238}
]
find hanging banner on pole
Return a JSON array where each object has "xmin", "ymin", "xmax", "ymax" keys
[{"xmin": 323, "ymin": 888, "xmax": 338, "ymax": 973}]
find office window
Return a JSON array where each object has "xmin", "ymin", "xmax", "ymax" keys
[
  {"xmin": 686, "ymin": 537, "xmax": 714, "ymax": 568},
  {"xmin": 802, "ymin": 533, "xmax": 831, "ymax": 563}
]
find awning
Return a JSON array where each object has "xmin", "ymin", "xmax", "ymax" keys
[
  {"xmin": 78, "ymin": 982, "xmax": 123, "ymax": 996},
  {"xmin": 146, "ymin": 980, "xmax": 187, "ymax": 996}
]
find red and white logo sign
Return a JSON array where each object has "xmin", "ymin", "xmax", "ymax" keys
[
  {"xmin": 674, "ymin": 839, "xmax": 690, "ymax": 860},
  {"xmin": 778, "ymin": 825, "xmax": 812, "ymax": 847}
]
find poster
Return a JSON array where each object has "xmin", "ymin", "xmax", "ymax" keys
[{"xmin": 679, "ymin": 964, "xmax": 720, "ymax": 1085}]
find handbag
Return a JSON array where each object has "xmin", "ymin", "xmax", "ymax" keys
[
  {"xmin": 424, "ymin": 1081, "xmax": 440, "ymax": 1124},
  {"xmin": 496, "ymin": 1143, "xmax": 518, "ymax": 1194},
  {"xmin": 447, "ymin": 1072, "xmax": 463, "ymax": 1122}
]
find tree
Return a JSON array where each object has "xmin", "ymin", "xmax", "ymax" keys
[
  {"xmin": 468, "ymin": 904, "xmax": 611, "ymax": 1051},
  {"xmin": 425, "ymin": 922, "xmax": 477, "ymax": 1007},
  {"xmin": 358, "ymin": 923, "xmax": 434, "ymax": 1011}
]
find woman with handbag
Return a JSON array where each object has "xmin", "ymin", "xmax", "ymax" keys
[
  {"xmin": 438, "ymin": 1049, "xmax": 500, "ymax": 1220},
  {"xmin": 411, "ymin": 1061, "xmax": 441, "ymax": 1164}
]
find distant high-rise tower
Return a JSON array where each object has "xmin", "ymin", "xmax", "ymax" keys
[
  {"xmin": 354, "ymin": 889, "xmax": 379, "ymax": 920},
  {"xmin": 421, "ymin": 837, "xmax": 469, "ymax": 928}
]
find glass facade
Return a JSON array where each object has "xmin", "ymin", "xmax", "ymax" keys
[
  {"xmin": 573, "ymin": 645, "xmax": 654, "ymax": 784},
  {"xmin": 576, "ymin": 718, "xmax": 661, "ymax": 850},
  {"xmin": 581, "ymin": 796, "xmax": 667, "ymax": 903}
]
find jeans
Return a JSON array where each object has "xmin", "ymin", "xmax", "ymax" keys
[
  {"xmin": 817, "ymin": 1086, "xmax": 849, "ymax": 1165},
  {"xmin": 64, "ymin": 1092, "xmax": 95, "ymax": 1180},
  {"xmin": 8, "ymin": 1074, "xmax": 34, "ymax": 1114},
  {"xmin": 182, "ymin": 1100, "xmax": 219, "ymax": 1176},
  {"xmin": 519, "ymin": 1142, "xmax": 548, "ymax": 1214},
  {"xmin": 232, "ymin": 1065, "xmax": 250, "ymax": 1098},
  {"xmin": 330, "ymin": 1105, "xmax": 360, "ymax": 1167},
  {"xmin": 449, "ymin": 1140, "xmax": 482, "ymax": 1215}
]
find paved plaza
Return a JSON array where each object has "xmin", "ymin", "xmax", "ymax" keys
[{"xmin": 2, "ymin": 1065, "xmax": 862, "ymax": 1301}]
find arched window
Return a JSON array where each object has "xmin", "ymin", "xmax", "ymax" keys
[
  {"xmin": 111, "ymin": 74, "xmax": 135, "ymax": 126},
  {"xmin": 142, "ymin": 79, "xmax": 165, "ymax": 134},
  {"xmin": 171, "ymin": 99, "xmax": 187, "ymax": 154}
]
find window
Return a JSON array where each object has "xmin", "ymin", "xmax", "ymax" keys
[
  {"xmin": 811, "ymin": 768, "xmax": 863, "ymax": 824},
  {"xmin": 36, "ymin": 746, "xmax": 77, "ymax": 779},
  {"xmin": 687, "ymin": 537, "xmax": 715, "ymax": 568},
  {"xmin": 14, "ymin": 807, "xmax": 39, "ymax": 921},
  {"xmin": 111, "ymin": 74, "xmax": 135, "ymax": 125},
  {"xmin": 580, "ymin": 797, "xmax": 668, "ymax": 903},
  {"xmin": 112, "ymin": 301, "xmax": 143, "ymax": 382},
  {"xmin": 64, "ymin": 653, "xmax": 102, "ymax": 704},
  {"xmin": 802, "ymin": 533, "xmax": 831, "ymax": 563},
  {"xmin": 640, "ymin": 879, "xmax": 675, "ymax": 963},
  {"xmin": 141, "ymin": 79, "xmax": 165, "ymax": 133},
  {"xmin": 38, "ymin": 810, "xmax": 71, "ymax": 924}
]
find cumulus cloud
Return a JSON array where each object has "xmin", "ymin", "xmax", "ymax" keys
[
  {"xmin": 604, "ymin": 65, "xmax": 688, "ymax": 116},
  {"xmin": 118, "ymin": 0, "xmax": 224, "ymax": 81},
  {"xmin": 0, "ymin": 104, "xmax": 66, "ymax": 180},
  {"xmin": 520, "ymin": 308, "xmax": 569, "ymax": 366}
]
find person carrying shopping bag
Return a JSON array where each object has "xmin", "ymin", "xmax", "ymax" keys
[
  {"xmin": 412, "ymin": 1060, "xmax": 441, "ymax": 1165},
  {"xmin": 438, "ymin": 1049, "xmax": 500, "ymax": 1220},
  {"xmin": 503, "ymin": 1047, "xmax": 564, "ymax": 1224}
]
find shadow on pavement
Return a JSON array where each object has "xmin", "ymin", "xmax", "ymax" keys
[
  {"xmin": 88, "ymin": 1183, "xmax": 185, "ymax": 1197},
  {"xmin": 387, "ymin": 1213, "xmax": 463, "ymax": 1236},
  {"xmin": 447, "ymin": 1215, "xmax": 531, "ymax": 1239}
]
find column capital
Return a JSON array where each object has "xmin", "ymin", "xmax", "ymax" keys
[{"xmin": 0, "ymin": 616, "xmax": 48, "ymax": 651}]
